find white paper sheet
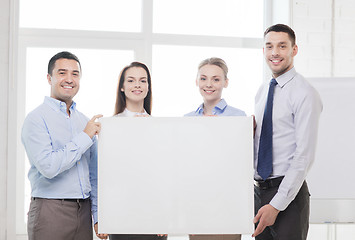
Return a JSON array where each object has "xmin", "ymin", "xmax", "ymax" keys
[{"xmin": 98, "ymin": 117, "xmax": 254, "ymax": 234}]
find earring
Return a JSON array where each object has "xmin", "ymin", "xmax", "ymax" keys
[{"xmin": 121, "ymin": 88, "xmax": 124, "ymax": 92}]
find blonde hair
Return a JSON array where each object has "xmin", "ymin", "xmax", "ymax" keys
[{"xmin": 198, "ymin": 57, "xmax": 228, "ymax": 79}]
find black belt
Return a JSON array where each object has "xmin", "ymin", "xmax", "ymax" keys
[
  {"xmin": 32, "ymin": 197, "xmax": 89, "ymax": 203},
  {"xmin": 254, "ymin": 176, "xmax": 284, "ymax": 190},
  {"xmin": 62, "ymin": 198, "xmax": 88, "ymax": 203}
]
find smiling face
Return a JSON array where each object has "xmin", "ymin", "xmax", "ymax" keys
[
  {"xmin": 121, "ymin": 66, "xmax": 149, "ymax": 104},
  {"xmin": 196, "ymin": 64, "xmax": 228, "ymax": 105},
  {"xmin": 47, "ymin": 58, "xmax": 81, "ymax": 105},
  {"xmin": 264, "ymin": 31, "xmax": 298, "ymax": 78}
]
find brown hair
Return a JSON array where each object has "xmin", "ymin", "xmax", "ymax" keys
[
  {"xmin": 264, "ymin": 24, "xmax": 296, "ymax": 46},
  {"xmin": 114, "ymin": 62, "xmax": 152, "ymax": 115}
]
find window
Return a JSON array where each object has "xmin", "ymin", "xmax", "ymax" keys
[
  {"xmin": 153, "ymin": 0, "xmax": 263, "ymax": 38},
  {"xmin": 19, "ymin": 0, "xmax": 142, "ymax": 32},
  {"xmin": 25, "ymin": 47, "xmax": 134, "ymax": 117},
  {"xmin": 152, "ymin": 45, "xmax": 262, "ymax": 116},
  {"xmin": 16, "ymin": 0, "xmax": 265, "ymax": 236}
]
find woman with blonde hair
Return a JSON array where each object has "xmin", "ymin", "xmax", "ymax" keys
[{"xmin": 185, "ymin": 57, "xmax": 245, "ymax": 240}]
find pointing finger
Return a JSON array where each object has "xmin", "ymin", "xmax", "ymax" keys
[{"xmin": 90, "ymin": 114, "xmax": 103, "ymax": 122}]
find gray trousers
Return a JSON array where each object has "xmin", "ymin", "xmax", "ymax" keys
[
  {"xmin": 189, "ymin": 234, "xmax": 241, "ymax": 240},
  {"xmin": 27, "ymin": 198, "xmax": 93, "ymax": 240},
  {"xmin": 254, "ymin": 181, "xmax": 310, "ymax": 240}
]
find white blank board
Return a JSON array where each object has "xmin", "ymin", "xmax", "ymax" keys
[
  {"xmin": 307, "ymin": 78, "xmax": 355, "ymax": 223},
  {"xmin": 98, "ymin": 117, "xmax": 254, "ymax": 234}
]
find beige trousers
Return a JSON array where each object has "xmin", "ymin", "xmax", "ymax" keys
[{"xmin": 27, "ymin": 198, "xmax": 93, "ymax": 240}]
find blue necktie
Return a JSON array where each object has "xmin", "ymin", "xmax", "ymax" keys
[{"xmin": 257, "ymin": 78, "xmax": 277, "ymax": 180}]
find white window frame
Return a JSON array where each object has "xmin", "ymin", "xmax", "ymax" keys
[{"xmin": 9, "ymin": 0, "xmax": 277, "ymax": 238}]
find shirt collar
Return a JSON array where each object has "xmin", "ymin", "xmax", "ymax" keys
[
  {"xmin": 120, "ymin": 108, "xmax": 149, "ymax": 117},
  {"xmin": 196, "ymin": 104, "xmax": 204, "ymax": 114},
  {"xmin": 195, "ymin": 99, "xmax": 228, "ymax": 115},
  {"xmin": 214, "ymin": 98, "xmax": 228, "ymax": 111},
  {"xmin": 44, "ymin": 96, "xmax": 77, "ymax": 113},
  {"xmin": 274, "ymin": 67, "xmax": 297, "ymax": 88}
]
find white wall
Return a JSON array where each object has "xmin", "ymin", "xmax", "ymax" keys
[
  {"xmin": 0, "ymin": 0, "xmax": 10, "ymax": 238},
  {"xmin": 1, "ymin": 0, "xmax": 17, "ymax": 239},
  {"xmin": 292, "ymin": 0, "xmax": 355, "ymax": 77},
  {"xmin": 291, "ymin": 0, "xmax": 355, "ymax": 238},
  {"xmin": 333, "ymin": 0, "xmax": 355, "ymax": 77},
  {"xmin": 1, "ymin": 0, "xmax": 354, "ymax": 239}
]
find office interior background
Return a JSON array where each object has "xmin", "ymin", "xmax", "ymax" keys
[{"xmin": 1, "ymin": 0, "xmax": 355, "ymax": 239}]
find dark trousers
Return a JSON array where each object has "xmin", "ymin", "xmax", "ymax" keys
[
  {"xmin": 27, "ymin": 198, "xmax": 93, "ymax": 240},
  {"xmin": 109, "ymin": 234, "xmax": 167, "ymax": 240},
  {"xmin": 189, "ymin": 234, "xmax": 241, "ymax": 240},
  {"xmin": 254, "ymin": 181, "xmax": 310, "ymax": 240}
]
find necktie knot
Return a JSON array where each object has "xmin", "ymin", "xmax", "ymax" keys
[{"xmin": 270, "ymin": 78, "xmax": 277, "ymax": 86}]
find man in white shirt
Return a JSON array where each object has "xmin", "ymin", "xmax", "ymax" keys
[{"xmin": 252, "ymin": 24, "xmax": 323, "ymax": 240}]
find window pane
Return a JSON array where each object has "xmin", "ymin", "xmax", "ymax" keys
[
  {"xmin": 152, "ymin": 45, "xmax": 263, "ymax": 117},
  {"xmin": 25, "ymin": 48, "xmax": 134, "ymax": 117},
  {"xmin": 24, "ymin": 47, "xmax": 134, "ymax": 222},
  {"xmin": 153, "ymin": 0, "xmax": 263, "ymax": 38},
  {"xmin": 336, "ymin": 224, "xmax": 355, "ymax": 239},
  {"xmin": 307, "ymin": 224, "xmax": 329, "ymax": 240},
  {"xmin": 19, "ymin": 0, "xmax": 142, "ymax": 32}
]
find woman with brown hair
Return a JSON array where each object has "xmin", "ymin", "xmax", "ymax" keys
[
  {"xmin": 110, "ymin": 61, "xmax": 166, "ymax": 240},
  {"xmin": 114, "ymin": 61, "xmax": 152, "ymax": 117}
]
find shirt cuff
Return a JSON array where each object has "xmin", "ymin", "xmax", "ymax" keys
[
  {"xmin": 269, "ymin": 192, "xmax": 291, "ymax": 211},
  {"xmin": 93, "ymin": 211, "xmax": 98, "ymax": 224},
  {"xmin": 72, "ymin": 131, "xmax": 93, "ymax": 154}
]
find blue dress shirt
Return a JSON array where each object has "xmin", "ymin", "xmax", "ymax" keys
[
  {"xmin": 185, "ymin": 99, "xmax": 246, "ymax": 117},
  {"xmin": 21, "ymin": 96, "xmax": 98, "ymax": 223}
]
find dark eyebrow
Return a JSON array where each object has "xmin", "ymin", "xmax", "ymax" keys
[
  {"xmin": 56, "ymin": 69, "xmax": 80, "ymax": 74},
  {"xmin": 265, "ymin": 42, "xmax": 288, "ymax": 46}
]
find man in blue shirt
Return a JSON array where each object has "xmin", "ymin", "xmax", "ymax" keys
[{"xmin": 22, "ymin": 51, "xmax": 105, "ymax": 240}]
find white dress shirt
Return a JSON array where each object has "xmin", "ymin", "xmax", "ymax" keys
[
  {"xmin": 114, "ymin": 108, "xmax": 149, "ymax": 117},
  {"xmin": 254, "ymin": 67, "xmax": 323, "ymax": 211}
]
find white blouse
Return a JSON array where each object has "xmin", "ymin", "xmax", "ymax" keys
[{"xmin": 114, "ymin": 108, "xmax": 149, "ymax": 117}]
